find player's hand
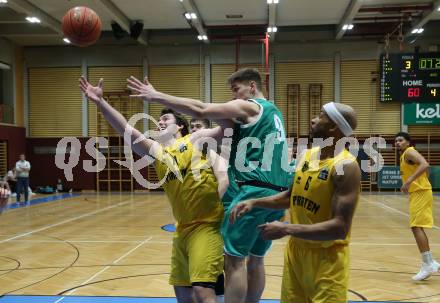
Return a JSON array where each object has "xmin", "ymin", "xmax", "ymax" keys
[
  {"xmin": 0, "ymin": 182, "xmax": 11, "ymax": 214},
  {"xmin": 258, "ymin": 221, "xmax": 288, "ymax": 240},
  {"xmin": 127, "ymin": 76, "xmax": 158, "ymax": 101},
  {"xmin": 79, "ymin": 76, "xmax": 103, "ymax": 104},
  {"xmin": 229, "ymin": 201, "xmax": 254, "ymax": 224},
  {"xmin": 400, "ymin": 181, "xmax": 410, "ymax": 194}
]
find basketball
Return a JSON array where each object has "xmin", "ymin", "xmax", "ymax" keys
[{"xmin": 62, "ymin": 6, "xmax": 101, "ymax": 47}]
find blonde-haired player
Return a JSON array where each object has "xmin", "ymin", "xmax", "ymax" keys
[{"xmin": 395, "ymin": 132, "xmax": 440, "ymax": 281}]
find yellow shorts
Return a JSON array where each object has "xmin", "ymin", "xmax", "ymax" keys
[
  {"xmin": 409, "ymin": 189, "xmax": 434, "ymax": 228},
  {"xmin": 169, "ymin": 223, "xmax": 223, "ymax": 286},
  {"xmin": 281, "ymin": 238, "xmax": 349, "ymax": 303}
]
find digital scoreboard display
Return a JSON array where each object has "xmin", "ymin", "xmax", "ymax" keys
[{"xmin": 380, "ymin": 52, "xmax": 440, "ymax": 102}]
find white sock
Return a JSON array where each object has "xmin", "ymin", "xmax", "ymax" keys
[{"xmin": 421, "ymin": 251, "xmax": 433, "ymax": 264}]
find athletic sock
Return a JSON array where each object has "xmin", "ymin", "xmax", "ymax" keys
[{"xmin": 421, "ymin": 251, "xmax": 433, "ymax": 264}]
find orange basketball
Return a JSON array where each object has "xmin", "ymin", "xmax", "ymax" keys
[{"xmin": 62, "ymin": 6, "xmax": 101, "ymax": 47}]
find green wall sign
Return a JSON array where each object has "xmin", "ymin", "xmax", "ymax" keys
[
  {"xmin": 378, "ymin": 166, "xmax": 402, "ymax": 188},
  {"xmin": 404, "ymin": 103, "xmax": 440, "ymax": 125},
  {"xmin": 378, "ymin": 165, "xmax": 440, "ymax": 189}
]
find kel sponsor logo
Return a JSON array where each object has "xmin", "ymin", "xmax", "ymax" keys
[{"xmin": 416, "ymin": 103, "xmax": 440, "ymax": 119}]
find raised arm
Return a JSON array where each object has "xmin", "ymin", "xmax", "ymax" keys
[
  {"xmin": 189, "ymin": 126, "xmax": 225, "ymax": 146},
  {"xmin": 207, "ymin": 150, "xmax": 230, "ymax": 199},
  {"xmin": 259, "ymin": 160, "xmax": 360, "ymax": 241},
  {"xmin": 79, "ymin": 77, "xmax": 161, "ymax": 160},
  {"xmin": 127, "ymin": 76, "xmax": 259, "ymax": 123},
  {"xmin": 401, "ymin": 148, "xmax": 430, "ymax": 193},
  {"xmin": 229, "ymin": 188, "xmax": 291, "ymax": 224}
]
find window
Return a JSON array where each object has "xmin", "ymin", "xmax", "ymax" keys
[{"xmin": 0, "ymin": 62, "xmax": 14, "ymax": 124}]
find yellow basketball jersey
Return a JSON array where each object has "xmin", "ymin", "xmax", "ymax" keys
[
  {"xmin": 155, "ymin": 135, "xmax": 223, "ymax": 231},
  {"xmin": 400, "ymin": 146, "xmax": 431, "ymax": 193},
  {"xmin": 290, "ymin": 147, "xmax": 359, "ymax": 248}
]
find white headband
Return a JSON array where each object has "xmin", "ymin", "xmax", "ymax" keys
[{"xmin": 323, "ymin": 102, "xmax": 353, "ymax": 136}]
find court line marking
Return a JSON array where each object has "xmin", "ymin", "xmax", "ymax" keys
[
  {"xmin": 361, "ymin": 196, "xmax": 440, "ymax": 231},
  {"xmin": 54, "ymin": 236, "xmax": 153, "ymax": 303},
  {"xmin": 4, "ymin": 193, "xmax": 81, "ymax": 212},
  {"xmin": 3, "ymin": 240, "xmax": 145, "ymax": 244},
  {"xmin": 270, "ymin": 241, "xmax": 440, "ymax": 246},
  {"xmin": 0, "ymin": 199, "xmax": 136, "ymax": 244}
]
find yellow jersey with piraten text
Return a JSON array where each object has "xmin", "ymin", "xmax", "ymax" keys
[
  {"xmin": 290, "ymin": 147, "xmax": 359, "ymax": 248},
  {"xmin": 400, "ymin": 146, "xmax": 431, "ymax": 193},
  {"xmin": 155, "ymin": 135, "xmax": 224, "ymax": 231}
]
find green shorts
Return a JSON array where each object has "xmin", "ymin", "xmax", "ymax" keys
[
  {"xmin": 221, "ymin": 179, "xmax": 239, "ymax": 214},
  {"xmin": 222, "ymin": 185, "xmax": 285, "ymax": 258}
]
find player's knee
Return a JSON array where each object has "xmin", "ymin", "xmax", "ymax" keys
[
  {"xmin": 225, "ymin": 254, "xmax": 245, "ymax": 271},
  {"xmin": 192, "ymin": 282, "xmax": 216, "ymax": 299},
  {"xmin": 247, "ymin": 256, "xmax": 264, "ymax": 271}
]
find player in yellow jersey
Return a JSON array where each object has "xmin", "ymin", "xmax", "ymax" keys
[
  {"xmin": 395, "ymin": 132, "xmax": 440, "ymax": 281},
  {"xmin": 190, "ymin": 117, "xmax": 239, "ymax": 303},
  {"xmin": 80, "ymin": 77, "xmax": 227, "ymax": 303},
  {"xmin": 230, "ymin": 102, "xmax": 360, "ymax": 303}
]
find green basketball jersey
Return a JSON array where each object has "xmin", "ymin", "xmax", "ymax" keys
[{"xmin": 229, "ymin": 98, "xmax": 290, "ymax": 188}]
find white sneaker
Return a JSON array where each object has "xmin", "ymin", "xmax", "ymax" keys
[
  {"xmin": 412, "ymin": 263, "xmax": 436, "ymax": 281},
  {"xmin": 433, "ymin": 260, "xmax": 440, "ymax": 272}
]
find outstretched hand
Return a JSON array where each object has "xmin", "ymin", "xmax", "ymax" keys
[
  {"xmin": 127, "ymin": 76, "xmax": 158, "ymax": 101},
  {"xmin": 229, "ymin": 201, "xmax": 254, "ymax": 224},
  {"xmin": 258, "ymin": 221, "xmax": 288, "ymax": 240},
  {"xmin": 79, "ymin": 76, "xmax": 103, "ymax": 104}
]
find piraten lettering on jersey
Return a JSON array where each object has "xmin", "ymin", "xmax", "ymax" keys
[{"xmin": 291, "ymin": 195, "xmax": 321, "ymax": 214}]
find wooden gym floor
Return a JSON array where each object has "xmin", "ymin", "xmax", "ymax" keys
[{"xmin": 0, "ymin": 192, "xmax": 439, "ymax": 302}]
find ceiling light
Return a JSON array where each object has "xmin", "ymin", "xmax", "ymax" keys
[
  {"xmin": 272, "ymin": 26, "xmax": 278, "ymax": 32},
  {"xmin": 343, "ymin": 24, "xmax": 354, "ymax": 30},
  {"xmin": 63, "ymin": 38, "xmax": 71, "ymax": 44},
  {"xmin": 185, "ymin": 12, "xmax": 197, "ymax": 20},
  {"xmin": 0, "ymin": 0, "xmax": 7, "ymax": 4},
  {"xmin": 267, "ymin": 0, "xmax": 273, "ymax": 3},
  {"xmin": 438, "ymin": 6, "xmax": 440, "ymax": 11},
  {"xmin": 0, "ymin": 62, "xmax": 11, "ymax": 69},
  {"xmin": 274, "ymin": 0, "xmax": 279, "ymax": 3},
  {"xmin": 342, "ymin": 24, "xmax": 348, "ymax": 30},
  {"xmin": 348, "ymin": 24, "xmax": 354, "ymax": 30},
  {"xmin": 267, "ymin": 27, "xmax": 272, "ymax": 33},
  {"xmin": 26, "ymin": 16, "xmax": 41, "ymax": 23}
]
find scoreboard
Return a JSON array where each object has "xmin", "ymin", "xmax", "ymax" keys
[{"xmin": 380, "ymin": 52, "xmax": 440, "ymax": 102}]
